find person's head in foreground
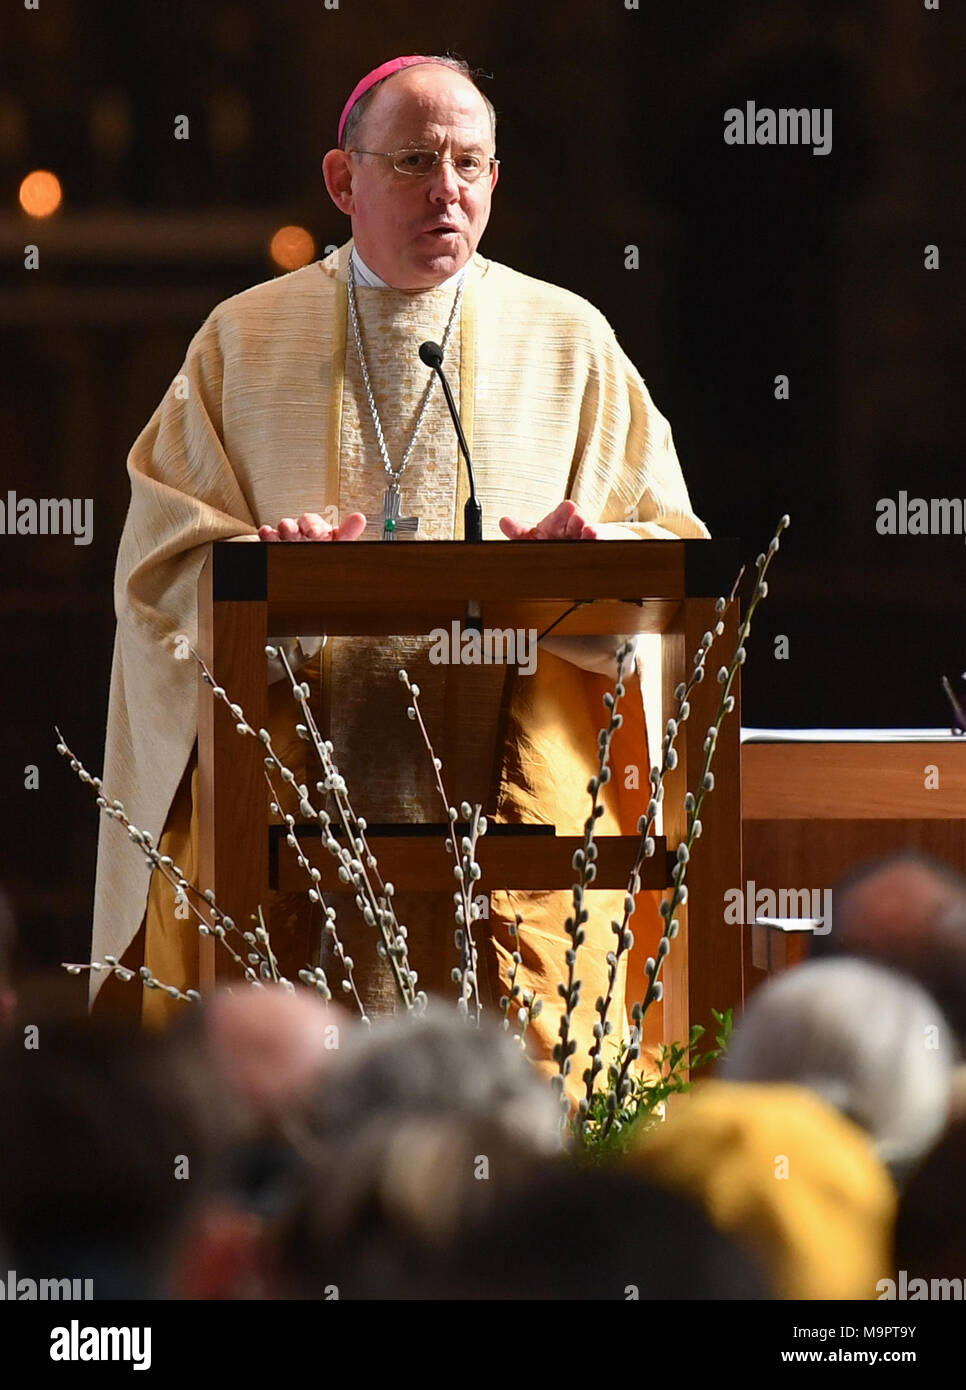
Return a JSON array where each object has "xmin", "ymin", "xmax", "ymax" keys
[
  {"xmin": 269, "ymin": 1007, "xmax": 564, "ymax": 1297},
  {"xmin": 893, "ymin": 1114, "xmax": 966, "ymax": 1284},
  {"xmin": 165, "ymin": 984, "xmax": 354, "ymax": 1235},
  {"xmin": 814, "ymin": 851, "xmax": 966, "ymax": 1051},
  {"xmin": 721, "ymin": 957, "xmax": 956, "ymax": 1186},
  {"xmin": 322, "ymin": 55, "xmax": 499, "ymax": 290},
  {"xmin": 0, "ymin": 1016, "xmax": 248, "ymax": 1298},
  {"xmin": 289, "ymin": 1004, "xmax": 563, "ymax": 1150},
  {"xmin": 195, "ymin": 982, "xmax": 351, "ymax": 1122},
  {"xmin": 420, "ymin": 1163, "xmax": 770, "ymax": 1301}
]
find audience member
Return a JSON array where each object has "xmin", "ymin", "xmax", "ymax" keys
[
  {"xmin": 269, "ymin": 1007, "xmax": 563, "ymax": 1296},
  {"xmin": 814, "ymin": 851, "xmax": 966, "ymax": 1050},
  {"xmin": 721, "ymin": 958, "xmax": 955, "ymax": 1185},
  {"xmin": 893, "ymin": 1115, "xmax": 966, "ymax": 1282},
  {"xmin": 7, "ymin": 844, "xmax": 966, "ymax": 1302},
  {"xmin": 433, "ymin": 1167, "xmax": 772, "ymax": 1295},
  {"xmin": 290, "ymin": 1006, "xmax": 563, "ymax": 1156},
  {"xmin": 627, "ymin": 1080, "xmax": 897, "ymax": 1299},
  {"xmin": 274, "ymin": 1115, "xmax": 548, "ymax": 1298},
  {"xmin": 0, "ymin": 1016, "xmax": 247, "ymax": 1298},
  {"xmin": 427, "ymin": 1163, "xmax": 770, "ymax": 1300}
]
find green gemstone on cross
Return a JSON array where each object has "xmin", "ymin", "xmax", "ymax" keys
[{"xmin": 369, "ymin": 485, "xmax": 419, "ymax": 542}]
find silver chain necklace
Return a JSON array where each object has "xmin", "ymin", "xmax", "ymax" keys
[{"xmin": 347, "ymin": 255, "xmax": 466, "ymax": 539}]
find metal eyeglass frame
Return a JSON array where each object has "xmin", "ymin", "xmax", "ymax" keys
[{"xmin": 348, "ymin": 148, "xmax": 500, "ymax": 182}]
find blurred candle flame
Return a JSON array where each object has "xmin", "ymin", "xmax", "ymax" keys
[
  {"xmin": 19, "ymin": 169, "xmax": 63, "ymax": 217},
  {"xmin": 270, "ymin": 225, "xmax": 315, "ymax": 271}
]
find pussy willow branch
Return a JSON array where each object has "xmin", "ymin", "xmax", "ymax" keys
[
  {"xmin": 399, "ymin": 669, "xmax": 486, "ymax": 1022},
  {"xmin": 580, "ymin": 621, "xmax": 722, "ymax": 1123},
  {"xmin": 592, "ymin": 626, "xmax": 722, "ymax": 1133},
  {"xmin": 552, "ymin": 640, "xmax": 634, "ymax": 1110},
  {"xmin": 54, "ymin": 729, "xmax": 271, "ymax": 984},
  {"xmin": 63, "ymin": 959, "xmax": 200, "ymax": 1004},
  {"xmin": 264, "ymin": 766, "xmax": 363, "ymax": 1019},
  {"xmin": 191, "ymin": 647, "xmax": 421, "ymax": 1013},
  {"xmin": 270, "ymin": 644, "xmax": 422, "ymax": 1012},
  {"xmin": 252, "ymin": 905, "xmax": 280, "ymax": 985},
  {"xmin": 600, "ymin": 515, "xmax": 790, "ymax": 1137},
  {"xmin": 453, "ymin": 803, "xmax": 485, "ymax": 1023},
  {"xmin": 500, "ymin": 913, "xmax": 543, "ymax": 1048}
]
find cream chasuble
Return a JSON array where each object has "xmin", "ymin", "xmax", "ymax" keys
[{"xmin": 91, "ymin": 238, "xmax": 709, "ymax": 1098}]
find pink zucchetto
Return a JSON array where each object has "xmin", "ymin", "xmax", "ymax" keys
[{"xmin": 338, "ymin": 55, "xmax": 444, "ymax": 146}]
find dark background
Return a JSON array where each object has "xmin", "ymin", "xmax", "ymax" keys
[{"xmin": 0, "ymin": 0, "xmax": 963, "ymax": 973}]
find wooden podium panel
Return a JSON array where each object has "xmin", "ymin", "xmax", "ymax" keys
[
  {"xmin": 197, "ymin": 538, "xmax": 746, "ymax": 1042},
  {"xmin": 274, "ymin": 833, "xmax": 672, "ymax": 894}
]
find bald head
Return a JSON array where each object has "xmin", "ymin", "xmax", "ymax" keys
[
  {"xmin": 829, "ymin": 853, "xmax": 966, "ymax": 950},
  {"xmin": 203, "ymin": 986, "xmax": 350, "ymax": 1117},
  {"xmin": 340, "ymin": 57, "xmax": 496, "ymax": 152},
  {"xmin": 819, "ymin": 852, "xmax": 966, "ymax": 1048}
]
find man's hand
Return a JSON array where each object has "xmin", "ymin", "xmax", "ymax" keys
[
  {"xmin": 499, "ymin": 499, "xmax": 599, "ymax": 540},
  {"xmin": 257, "ymin": 511, "xmax": 367, "ymax": 542}
]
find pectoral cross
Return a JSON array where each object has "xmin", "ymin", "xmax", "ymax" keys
[{"xmin": 371, "ymin": 484, "xmax": 419, "ymax": 541}]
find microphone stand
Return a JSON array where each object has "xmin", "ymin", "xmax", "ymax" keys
[{"xmin": 419, "ymin": 340, "xmax": 482, "ymax": 631}]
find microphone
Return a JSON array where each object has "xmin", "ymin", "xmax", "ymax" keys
[
  {"xmin": 419, "ymin": 340, "xmax": 482, "ymax": 542},
  {"xmin": 418, "ymin": 340, "xmax": 444, "ymax": 370}
]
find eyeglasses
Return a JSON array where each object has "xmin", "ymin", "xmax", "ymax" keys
[{"xmin": 348, "ymin": 148, "xmax": 499, "ymax": 183}]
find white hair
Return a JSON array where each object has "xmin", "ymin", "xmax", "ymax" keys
[{"xmin": 721, "ymin": 958, "xmax": 956, "ymax": 1185}]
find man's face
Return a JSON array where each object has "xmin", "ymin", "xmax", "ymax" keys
[{"xmin": 325, "ymin": 66, "xmax": 498, "ymax": 289}]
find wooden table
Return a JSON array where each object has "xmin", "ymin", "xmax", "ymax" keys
[{"xmin": 742, "ymin": 733, "xmax": 966, "ymax": 987}]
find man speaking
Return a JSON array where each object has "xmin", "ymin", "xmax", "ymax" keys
[{"xmin": 91, "ymin": 55, "xmax": 708, "ymax": 1090}]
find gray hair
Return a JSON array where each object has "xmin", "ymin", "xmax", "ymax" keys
[
  {"xmin": 296, "ymin": 1006, "xmax": 561, "ymax": 1157},
  {"xmin": 721, "ymin": 958, "xmax": 956, "ymax": 1186},
  {"xmin": 275, "ymin": 1008, "xmax": 563, "ymax": 1294},
  {"xmin": 341, "ymin": 55, "xmax": 497, "ymax": 152}
]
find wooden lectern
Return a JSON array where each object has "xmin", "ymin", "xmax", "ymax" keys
[{"xmin": 197, "ymin": 538, "xmax": 744, "ymax": 1043}]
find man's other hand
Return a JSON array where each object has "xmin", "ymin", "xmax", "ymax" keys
[
  {"xmin": 257, "ymin": 511, "xmax": 367, "ymax": 542},
  {"xmin": 499, "ymin": 499, "xmax": 598, "ymax": 540}
]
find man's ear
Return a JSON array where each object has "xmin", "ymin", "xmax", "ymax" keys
[
  {"xmin": 489, "ymin": 158, "xmax": 500, "ymax": 196},
  {"xmin": 322, "ymin": 149, "xmax": 355, "ymax": 215}
]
